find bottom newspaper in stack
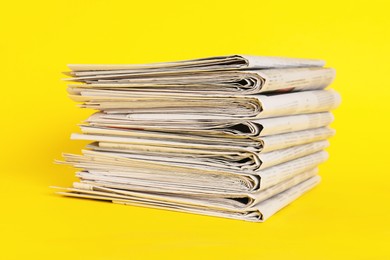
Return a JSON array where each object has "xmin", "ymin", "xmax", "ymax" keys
[{"xmin": 54, "ymin": 113, "xmax": 333, "ymax": 222}]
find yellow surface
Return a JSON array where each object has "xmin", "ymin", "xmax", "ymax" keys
[{"xmin": 1, "ymin": 0, "xmax": 389, "ymax": 259}]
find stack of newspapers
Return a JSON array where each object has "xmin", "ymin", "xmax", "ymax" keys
[{"xmin": 55, "ymin": 55, "xmax": 341, "ymax": 222}]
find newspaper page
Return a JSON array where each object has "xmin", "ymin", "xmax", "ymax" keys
[
  {"xmin": 53, "ymin": 174, "xmax": 321, "ymax": 222},
  {"xmin": 72, "ymin": 127, "xmax": 334, "ymax": 153},
  {"xmin": 52, "ymin": 168, "xmax": 316, "ymax": 212},
  {"xmin": 59, "ymin": 149, "xmax": 327, "ymax": 194},
  {"xmin": 67, "ymin": 55, "xmax": 325, "ymax": 74},
  {"xmin": 84, "ymin": 111, "xmax": 334, "ymax": 138},
  {"xmin": 66, "ymin": 67, "xmax": 334, "ymax": 95},
  {"xmin": 79, "ymin": 90, "xmax": 340, "ymax": 120}
]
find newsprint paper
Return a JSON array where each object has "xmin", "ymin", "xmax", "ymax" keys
[{"xmin": 56, "ymin": 55, "xmax": 340, "ymax": 221}]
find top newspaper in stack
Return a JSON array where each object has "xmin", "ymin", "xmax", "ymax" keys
[
  {"xmin": 66, "ymin": 55, "xmax": 326, "ymax": 72},
  {"xmin": 65, "ymin": 55, "xmax": 335, "ymax": 95}
]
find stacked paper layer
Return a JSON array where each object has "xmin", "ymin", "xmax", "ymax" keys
[{"xmin": 55, "ymin": 55, "xmax": 341, "ymax": 222}]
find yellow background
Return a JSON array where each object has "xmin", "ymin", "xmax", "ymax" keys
[{"xmin": 1, "ymin": 0, "xmax": 389, "ymax": 259}]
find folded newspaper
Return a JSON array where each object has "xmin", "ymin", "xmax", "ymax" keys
[{"xmin": 56, "ymin": 55, "xmax": 340, "ymax": 222}]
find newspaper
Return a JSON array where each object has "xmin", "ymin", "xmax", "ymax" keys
[
  {"xmin": 58, "ymin": 150, "xmax": 328, "ymax": 193},
  {"xmin": 85, "ymin": 111, "xmax": 334, "ymax": 137},
  {"xmin": 71, "ymin": 126, "xmax": 331, "ymax": 173},
  {"xmin": 53, "ymin": 172, "xmax": 320, "ymax": 222},
  {"xmin": 73, "ymin": 126, "xmax": 334, "ymax": 153},
  {"xmin": 83, "ymin": 140, "xmax": 328, "ymax": 172},
  {"xmin": 66, "ymin": 55, "xmax": 326, "ymax": 74},
  {"xmin": 69, "ymin": 90, "xmax": 340, "ymax": 120},
  {"xmin": 66, "ymin": 67, "xmax": 335, "ymax": 95}
]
